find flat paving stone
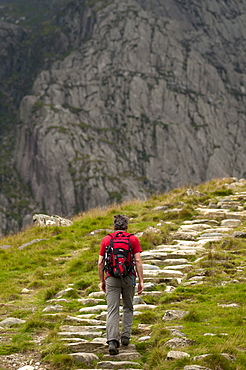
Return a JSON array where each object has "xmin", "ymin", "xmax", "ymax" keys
[
  {"xmin": 60, "ymin": 325, "xmax": 105, "ymax": 332},
  {"xmin": 143, "ymin": 269, "xmax": 183, "ymax": 278},
  {"xmin": 96, "ymin": 361, "xmax": 142, "ymax": 369},
  {"xmin": 103, "ymin": 351, "xmax": 141, "ymax": 360},
  {"xmin": 163, "ymin": 264, "xmax": 193, "ymax": 272},
  {"xmin": 58, "ymin": 331, "xmax": 102, "ymax": 339},
  {"xmin": 79, "ymin": 305, "xmax": 108, "ymax": 313},
  {"xmin": 66, "ymin": 341, "xmax": 107, "ymax": 354}
]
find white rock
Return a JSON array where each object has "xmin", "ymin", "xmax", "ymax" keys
[
  {"xmin": 79, "ymin": 305, "xmax": 108, "ymax": 313},
  {"xmin": 55, "ymin": 287, "xmax": 74, "ymax": 298},
  {"xmin": 70, "ymin": 352, "xmax": 99, "ymax": 365},
  {"xmin": 89, "ymin": 291, "xmax": 106, "ymax": 298},
  {"xmin": 139, "ymin": 335, "xmax": 151, "ymax": 342},
  {"xmin": 221, "ymin": 219, "xmax": 242, "ymax": 227},
  {"xmin": 166, "ymin": 350, "xmax": 190, "ymax": 360},
  {"xmin": 0, "ymin": 317, "xmax": 26, "ymax": 327},
  {"xmin": 143, "ymin": 269, "xmax": 183, "ymax": 278},
  {"xmin": 43, "ymin": 305, "xmax": 63, "ymax": 312},
  {"xmin": 78, "ymin": 298, "xmax": 104, "ymax": 305},
  {"xmin": 142, "ymin": 264, "xmax": 160, "ymax": 270},
  {"xmin": 179, "ymin": 224, "xmax": 212, "ymax": 231},
  {"xmin": 133, "ymin": 304, "xmax": 157, "ymax": 311},
  {"xmin": 163, "ymin": 310, "xmax": 189, "ymax": 321},
  {"xmin": 21, "ymin": 288, "xmax": 31, "ymax": 294},
  {"xmin": 165, "ymin": 286, "xmax": 176, "ymax": 293},
  {"xmin": 217, "ymin": 303, "xmax": 240, "ymax": 308},
  {"xmin": 33, "ymin": 214, "xmax": 73, "ymax": 227}
]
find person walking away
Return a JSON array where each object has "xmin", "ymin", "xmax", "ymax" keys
[{"xmin": 98, "ymin": 214, "xmax": 144, "ymax": 355}]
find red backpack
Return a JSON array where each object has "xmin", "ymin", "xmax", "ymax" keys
[{"xmin": 104, "ymin": 232, "xmax": 135, "ymax": 278}]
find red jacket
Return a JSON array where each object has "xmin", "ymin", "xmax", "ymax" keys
[{"xmin": 99, "ymin": 231, "xmax": 142, "ymax": 257}]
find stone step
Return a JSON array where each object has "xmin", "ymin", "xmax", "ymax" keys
[
  {"xmin": 79, "ymin": 304, "xmax": 108, "ymax": 313},
  {"xmin": 58, "ymin": 331, "xmax": 103, "ymax": 339},
  {"xmin": 141, "ymin": 291, "xmax": 162, "ymax": 296},
  {"xmin": 103, "ymin": 351, "xmax": 141, "ymax": 361},
  {"xmin": 142, "ymin": 263, "xmax": 161, "ymax": 270},
  {"xmin": 142, "ymin": 259, "xmax": 180, "ymax": 266},
  {"xmin": 163, "ymin": 264, "xmax": 193, "ymax": 272},
  {"xmin": 133, "ymin": 304, "xmax": 157, "ymax": 311},
  {"xmin": 144, "ymin": 277, "xmax": 182, "ymax": 285},
  {"xmin": 66, "ymin": 341, "xmax": 107, "ymax": 354},
  {"xmin": 96, "ymin": 360, "xmax": 142, "ymax": 369},
  {"xmin": 178, "ymin": 223, "xmax": 212, "ymax": 232},
  {"xmin": 172, "ymin": 240, "xmax": 205, "ymax": 247},
  {"xmin": 143, "ymin": 269, "xmax": 184, "ymax": 278},
  {"xmin": 142, "ymin": 249, "xmax": 205, "ymax": 260},
  {"xmin": 60, "ymin": 325, "xmax": 105, "ymax": 332},
  {"xmin": 201, "ymin": 227, "xmax": 233, "ymax": 233},
  {"xmin": 141, "ymin": 251, "xmax": 169, "ymax": 260},
  {"xmin": 78, "ymin": 297, "xmax": 105, "ymax": 305},
  {"xmin": 89, "ymin": 291, "xmax": 106, "ymax": 298},
  {"xmin": 183, "ymin": 219, "xmax": 219, "ymax": 225},
  {"xmin": 157, "ymin": 258, "xmax": 190, "ymax": 265},
  {"xmin": 64, "ymin": 315, "xmax": 106, "ymax": 325},
  {"xmin": 196, "ymin": 207, "xmax": 246, "ymax": 220}
]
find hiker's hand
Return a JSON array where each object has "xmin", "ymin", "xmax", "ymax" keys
[
  {"xmin": 138, "ymin": 281, "xmax": 144, "ymax": 295},
  {"xmin": 100, "ymin": 281, "xmax": 106, "ymax": 293}
]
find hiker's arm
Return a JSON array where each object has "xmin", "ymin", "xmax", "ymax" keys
[
  {"xmin": 134, "ymin": 252, "xmax": 144, "ymax": 295},
  {"xmin": 98, "ymin": 255, "xmax": 106, "ymax": 293}
]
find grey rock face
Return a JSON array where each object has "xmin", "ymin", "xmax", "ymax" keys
[{"xmin": 1, "ymin": 0, "xmax": 246, "ymax": 233}]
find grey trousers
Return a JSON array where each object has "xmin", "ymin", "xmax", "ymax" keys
[{"xmin": 106, "ymin": 275, "xmax": 135, "ymax": 344}]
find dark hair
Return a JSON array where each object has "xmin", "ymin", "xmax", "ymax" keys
[{"xmin": 114, "ymin": 214, "xmax": 128, "ymax": 230}]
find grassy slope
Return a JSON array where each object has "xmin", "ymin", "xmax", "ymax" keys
[{"xmin": 0, "ymin": 178, "xmax": 245, "ymax": 369}]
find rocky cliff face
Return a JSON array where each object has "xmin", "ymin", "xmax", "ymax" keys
[{"xmin": 1, "ymin": 0, "xmax": 246, "ymax": 235}]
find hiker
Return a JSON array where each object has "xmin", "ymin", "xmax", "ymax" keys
[{"xmin": 98, "ymin": 214, "xmax": 144, "ymax": 355}]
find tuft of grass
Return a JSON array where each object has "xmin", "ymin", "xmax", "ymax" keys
[
  {"xmin": 183, "ymin": 309, "xmax": 201, "ymax": 322},
  {"xmin": 42, "ymin": 353, "xmax": 76, "ymax": 370},
  {"xmin": 43, "ymin": 283, "xmax": 64, "ymax": 301},
  {"xmin": 0, "ymin": 332, "xmax": 34, "ymax": 355},
  {"xmin": 204, "ymin": 354, "xmax": 236, "ymax": 370},
  {"xmin": 137, "ymin": 310, "xmax": 159, "ymax": 324}
]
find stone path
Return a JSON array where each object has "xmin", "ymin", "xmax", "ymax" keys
[
  {"xmin": 1, "ymin": 184, "xmax": 246, "ymax": 370},
  {"xmin": 46, "ymin": 190, "xmax": 246, "ymax": 369}
]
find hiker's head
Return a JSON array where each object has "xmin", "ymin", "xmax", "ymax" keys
[{"xmin": 114, "ymin": 214, "xmax": 128, "ymax": 230}]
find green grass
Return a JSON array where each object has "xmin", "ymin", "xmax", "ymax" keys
[{"xmin": 0, "ymin": 178, "xmax": 246, "ymax": 369}]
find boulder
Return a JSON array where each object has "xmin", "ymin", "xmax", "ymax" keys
[{"xmin": 33, "ymin": 214, "xmax": 73, "ymax": 227}]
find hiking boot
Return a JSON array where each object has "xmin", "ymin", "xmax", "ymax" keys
[
  {"xmin": 121, "ymin": 336, "xmax": 130, "ymax": 346},
  {"xmin": 108, "ymin": 340, "xmax": 119, "ymax": 355}
]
